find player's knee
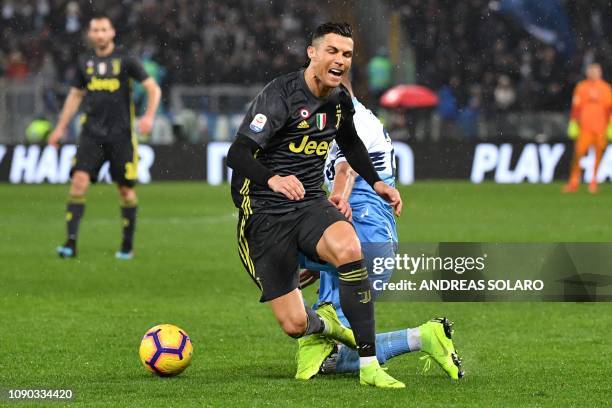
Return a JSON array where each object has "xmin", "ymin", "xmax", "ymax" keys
[
  {"xmin": 280, "ymin": 315, "xmax": 307, "ymax": 338},
  {"xmin": 320, "ymin": 222, "xmax": 362, "ymax": 265},
  {"xmin": 333, "ymin": 239, "xmax": 362, "ymax": 265},
  {"xmin": 70, "ymin": 172, "xmax": 90, "ymax": 195},
  {"xmin": 118, "ymin": 186, "xmax": 136, "ymax": 203}
]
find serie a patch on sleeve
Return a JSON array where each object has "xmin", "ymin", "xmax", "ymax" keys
[{"xmin": 250, "ymin": 113, "xmax": 267, "ymax": 133}]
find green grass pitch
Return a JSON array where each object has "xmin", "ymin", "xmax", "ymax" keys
[{"xmin": 1, "ymin": 182, "xmax": 611, "ymax": 407}]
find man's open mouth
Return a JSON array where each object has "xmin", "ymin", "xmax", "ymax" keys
[{"xmin": 329, "ymin": 68, "xmax": 343, "ymax": 78}]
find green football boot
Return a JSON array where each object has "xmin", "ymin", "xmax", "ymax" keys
[
  {"xmin": 317, "ymin": 303, "xmax": 357, "ymax": 348},
  {"xmin": 419, "ymin": 317, "xmax": 465, "ymax": 380},
  {"xmin": 316, "ymin": 303, "xmax": 356, "ymax": 348},
  {"xmin": 360, "ymin": 360, "xmax": 405, "ymax": 389},
  {"xmin": 294, "ymin": 334, "xmax": 335, "ymax": 380}
]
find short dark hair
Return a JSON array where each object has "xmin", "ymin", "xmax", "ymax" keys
[
  {"xmin": 311, "ymin": 22, "xmax": 352, "ymax": 44},
  {"xmin": 90, "ymin": 13, "xmax": 113, "ymax": 26}
]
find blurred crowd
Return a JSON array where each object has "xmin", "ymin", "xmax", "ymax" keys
[
  {"xmin": 1, "ymin": 0, "xmax": 611, "ymax": 124},
  {"xmin": 392, "ymin": 0, "xmax": 612, "ymax": 115},
  {"xmin": 0, "ymin": 0, "xmax": 322, "ymax": 87}
]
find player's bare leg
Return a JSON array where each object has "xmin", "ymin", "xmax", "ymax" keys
[
  {"xmin": 315, "ymin": 221, "xmax": 370, "ymax": 347},
  {"xmin": 589, "ymin": 140, "xmax": 606, "ymax": 194},
  {"xmin": 268, "ymin": 287, "xmax": 354, "ymax": 343},
  {"xmin": 316, "ymin": 220, "xmax": 405, "ymax": 388},
  {"xmin": 269, "ymin": 289, "xmax": 311, "ymax": 337},
  {"xmin": 57, "ymin": 170, "xmax": 90, "ymax": 258},
  {"xmin": 70, "ymin": 170, "xmax": 91, "ymax": 197},
  {"xmin": 563, "ymin": 140, "xmax": 589, "ymax": 193},
  {"xmin": 270, "ymin": 288, "xmax": 357, "ymax": 381},
  {"xmin": 116, "ymin": 185, "xmax": 138, "ymax": 259}
]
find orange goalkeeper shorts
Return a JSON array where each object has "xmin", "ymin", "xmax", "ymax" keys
[{"xmin": 577, "ymin": 130, "xmax": 607, "ymax": 151}]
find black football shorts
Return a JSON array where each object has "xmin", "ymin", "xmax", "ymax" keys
[
  {"xmin": 237, "ymin": 198, "xmax": 349, "ymax": 302},
  {"xmin": 72, "ymin": 135, "xmax": 138, "ymax": 187}
]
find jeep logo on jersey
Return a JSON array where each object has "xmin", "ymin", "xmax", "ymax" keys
[
  {"xmin": 288, "ymin": 135, "xmax": 330, "ymax": 156},
  {"xmin": 316, "ymin": 113, "xmax": 327, "ymax": 131},
  {"xmin": 249, "ymin": 113, "xmax": 267, "ymax": 133},
  {"xmin": 87, "ymin": 77, "xmax": 120, "ymax": 92}
]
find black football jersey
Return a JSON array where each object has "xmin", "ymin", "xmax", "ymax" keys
[
  {"xmin": 231, "ymin": 70, "xmax": 355, "ymax": 214},
  {"xmin": 72, "ymin": 47, "xmax": 149, "ymax": 141}
]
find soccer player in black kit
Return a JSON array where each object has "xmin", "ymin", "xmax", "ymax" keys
[
  {"xmin": 227, "ymin": 22, "xmax": 405, "ymax": 388},
  {"xmin": 48, "ymin": 14, "xmax": 161, "ymax": 259}
]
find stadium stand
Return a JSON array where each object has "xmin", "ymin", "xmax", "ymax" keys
[
  {"xmin": 0, "ymin": 0, "xmax": 322, "ymax": 86},
  {"xmin": 0, "ymin": 0, "xmax": 610, "ymax": 142},
  {"xmin": 390, "ymin": 0, "xmax": 612, "ymax": 112}
]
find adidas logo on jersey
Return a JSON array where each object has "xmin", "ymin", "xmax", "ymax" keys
[{"xmin": 297, "ymin": 120, "xmax": 310, "ymax": 129}]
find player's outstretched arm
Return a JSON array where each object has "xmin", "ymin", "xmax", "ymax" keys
[
  {"xmin": 138, "ymin": 78, "xmax": 161, "ymax": 134},
  {"xmin": 568, "ymin": 84, "xmax": 582, "ymax": 140},
  {"xmin": 329, "ymin": 161, "xmax": 355, "ymax": 220},
  {"xmin": 48, "ymin": 87, "xmax": 85, "ymax": 147},
  {"xmin": 336, "ymin": 118, "xmax": 402, "ymax": 216}
]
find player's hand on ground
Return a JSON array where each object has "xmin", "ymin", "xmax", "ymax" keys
[
  {"xmin": 373, "ymin": 181, "xmax": 402, "ymax": 217},
  {"xmin": 138, "ymin": 115, "xmax": 154, "ymax": 135},
  {"xmin": 47, "ymin": 128, "xmax": 64, "ymax": 148},
  {"xmin": 267, "ymin": 175, "xmax": 305, "ymax": 200},
  {"xmin": 328, "ymin": 194, "xmax": 352, "ymax": 221},
  {"xmin": 299, "ymin": 269, "xmax": 320, "ymax": 289}
]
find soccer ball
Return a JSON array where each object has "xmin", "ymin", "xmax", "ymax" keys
[{"xmin": 139, "ymin": 324, "xmax": 193, "ymax": 376}]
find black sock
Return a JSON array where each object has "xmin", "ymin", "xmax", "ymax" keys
[
  {"xmin": 120, "ymin": 204, "xmax": 137, "ymax": 252},
  {"xmin": 66, "ymin": 196, "xmax": 85, "ymax": 245},
  {"xmin": 337, "ymin": 260, "xmax": 376, "ymax": 357},
  {"xmin": 303, "ymin": 306, "xmax": 325, "ymax": 336},
  {"xmin": 289, "ymin": 306, "xmax": 325, "ymax": 339}
]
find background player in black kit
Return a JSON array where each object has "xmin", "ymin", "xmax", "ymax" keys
[
  {"xmin": 48, "ymin": 14, "xmax": 161, "ymax": 259},
  {"xmin": 227, "ymin": 22, "xmax": 405, "ymax": 388}
]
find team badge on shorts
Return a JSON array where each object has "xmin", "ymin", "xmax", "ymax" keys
[
  {"xmin": 316, "ymin": 113, "xmax": 327, "ymax": 130},
  {"xmin": 250, "ymin": 113, "xmax": 267, "ymax": 133}
]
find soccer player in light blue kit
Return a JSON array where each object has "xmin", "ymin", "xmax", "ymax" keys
[{"xmin": 296, "ymin": 78, "xmax": 464, "ymax": 381}]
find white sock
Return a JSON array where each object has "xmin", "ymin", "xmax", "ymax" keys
[
  {"xmin": 408, "ymin": 328, "xmax": 421, "ymax": 351},
  {"xmin": 359, "ymin": 356, "xmax": 377, "ymax": 368}
]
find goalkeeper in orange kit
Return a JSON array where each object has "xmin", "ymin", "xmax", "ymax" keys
[{"xmin": 564, "ymin": 63, "xmax": 612, "ymax": 193}]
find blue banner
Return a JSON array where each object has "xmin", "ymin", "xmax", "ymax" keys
[{"xmin": 495, "ymin": 0, "xmax": 574, "ymax": 56}]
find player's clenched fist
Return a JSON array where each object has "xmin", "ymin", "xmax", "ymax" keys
[
  {"xmin": 268, "ymin": 175, "xmax": 305, "ymax": 200},
  {"xmin": 373, "ymin": 181, "xmax": 403, "ymax": 216}
]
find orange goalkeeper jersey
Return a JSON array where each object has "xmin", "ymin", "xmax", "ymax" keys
[{"xmin": 571, "ymin": 79, "xmax": 612, "ymax": 135}]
